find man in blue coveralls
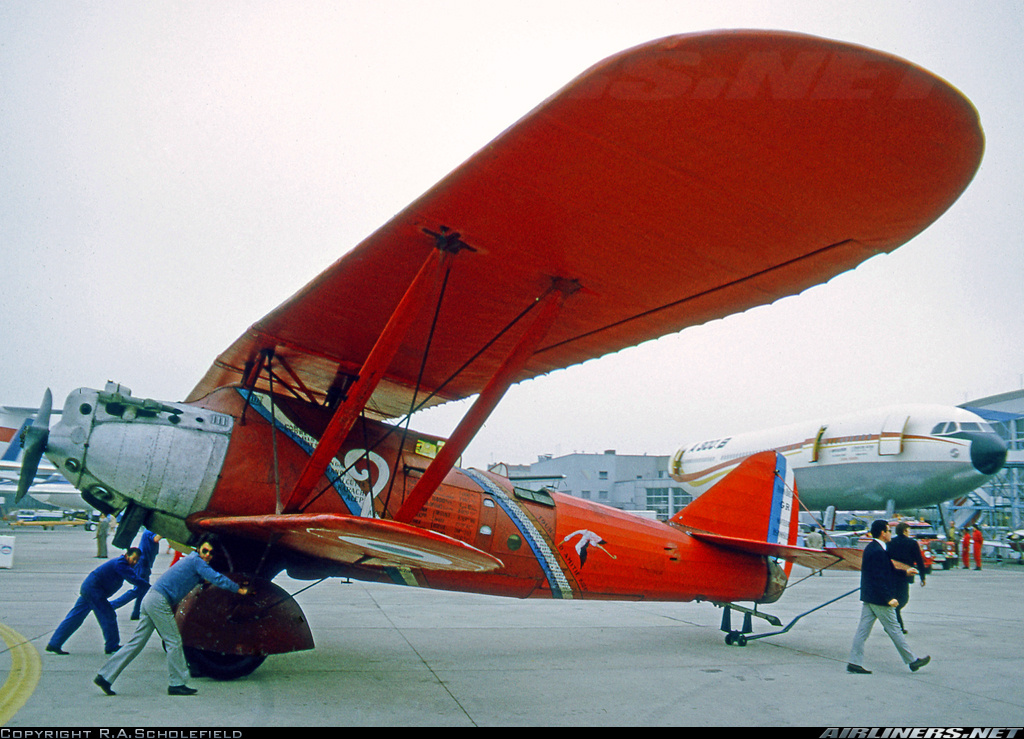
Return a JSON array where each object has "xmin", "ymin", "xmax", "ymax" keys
[
  {"xmin": 47, "ymin": 547, "xmax": 146, "ymax": 655},
  {"xmin": 110, "ymin": 528, "xmax": 162, "ymax": 620}
]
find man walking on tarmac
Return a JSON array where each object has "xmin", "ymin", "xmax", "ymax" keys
[{"xmin": 847, "ymin": 519, "xmax": 930, "ymax": 675}]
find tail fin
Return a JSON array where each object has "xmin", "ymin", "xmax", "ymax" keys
[
  {"xmin": 671, "ymin": 451, "xmax": 862, "ymax": 581},
  {"xmin": 1, "ymin": 419, "xmax": 32, "ymax": 462},
  {"xmin": 671, "ymin": 450, "xmax": 797, "ymax": 550}
]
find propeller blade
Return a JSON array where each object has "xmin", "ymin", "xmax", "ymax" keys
[{"xmin": 15, "ymin": 388, "xmax": 52, "ymax": 504}]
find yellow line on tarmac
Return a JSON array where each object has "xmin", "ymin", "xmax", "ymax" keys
[{"xmin": 0, "ymin": 622, "xmax": 41, "ymax": 725}]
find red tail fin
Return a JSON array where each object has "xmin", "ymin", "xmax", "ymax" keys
[{"xmin": 671, "ymin": 450, "xmax": 797, "ymax": 547}]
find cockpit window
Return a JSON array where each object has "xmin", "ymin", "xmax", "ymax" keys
[{"xmin": 931, "ymin": 421, "xmax": 995, "ymax": 436}]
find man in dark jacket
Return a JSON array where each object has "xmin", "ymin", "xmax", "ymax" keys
[
  {"xmin": 887, "ymin": 522, "xmax": 927, "ymax": 633},
  {"xmin": 847, "ymin": 520, "xmax": 930, "ymax": 674},
  {"xmin": 47, "ymin": 548, "xmax": 146, "ymax": 655}
]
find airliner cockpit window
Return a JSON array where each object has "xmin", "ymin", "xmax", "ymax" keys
[{"xmin": 932, "ymin": 421, "xmax": 995, "ymax": 436}]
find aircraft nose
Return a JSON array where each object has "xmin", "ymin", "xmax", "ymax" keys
[{"xmin": 970, "ymin": 433, "xmax": 1007, "ymax": 475}]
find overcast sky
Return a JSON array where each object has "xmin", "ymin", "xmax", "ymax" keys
[{"xmin": 2, "ymin": 1, "xmax": 1022, "ymax": 468}]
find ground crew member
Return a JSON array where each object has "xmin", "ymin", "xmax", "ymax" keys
[
  {"xmin": 94, "ymin": 535, "xmax": 250, "ymax": 696},
  {"xmin": 972, "ymin": 525, "xmax": 984, "ymax": 570},
  {"xmin": 47, "ymin": 548, "xmax": 146, "ymax": 655},
  {"xmin": 110, "ymin": 528, "xmax": 162, "ymax": 619}
]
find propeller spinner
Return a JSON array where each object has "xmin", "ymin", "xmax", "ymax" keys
[{"xmin": 15, "ymin": 388, "xmax": 52, "ymax": 503}]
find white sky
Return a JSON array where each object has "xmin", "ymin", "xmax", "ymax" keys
[{"xmin": 2, "ymin": 1, "xmax": 1023, "ymax": 468}]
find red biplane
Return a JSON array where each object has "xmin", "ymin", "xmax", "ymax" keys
[{"xmin": 18, "ymin": 30, "xmax": 983, "ymax": 678}]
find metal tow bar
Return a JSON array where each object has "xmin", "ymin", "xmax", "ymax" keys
[{"xmin": 722, "ymin": 587, "xmax": 860, "ymax": 646}]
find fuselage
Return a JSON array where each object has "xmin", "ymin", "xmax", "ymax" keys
[
  {"xmin": 670, "ymin": 405, "xmax": 1006, "ymax": 511},
  {"xmin": 42, "ymin": 384, "xmax": 778, "ymax": 604}
]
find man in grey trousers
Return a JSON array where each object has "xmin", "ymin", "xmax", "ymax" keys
[
  {"xmin": 94, "ymin": 535, "xmax": 250, "ymax": 696},
  {"xmin": 847, "ymin": 519, "xmax": 930, "ymax": 674}
]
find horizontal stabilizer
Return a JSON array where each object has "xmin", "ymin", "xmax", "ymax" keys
[
  {"xmin": 191, "ymin": 512, "xmax": 503, "ymax": 573},
  {"xmin": 689, "ymin": 532, "xmax": 862, "ymax": 571}
]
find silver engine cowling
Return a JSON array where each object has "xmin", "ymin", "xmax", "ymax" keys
[{"xmin": 44, "ymin": 383, "xmax": 233, "ymax": 541}]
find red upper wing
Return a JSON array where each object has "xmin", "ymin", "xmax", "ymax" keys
[{"xmin": 187, "ymin": 31, "xmax": 983, "ymax": 417}]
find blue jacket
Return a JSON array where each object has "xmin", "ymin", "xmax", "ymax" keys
[
  {"xmin": 859, "ymin": 539, "xmax": 903, "ymax": 606},
  {"xmin": 136, "ymin": 530, "xmax": 160, "ymax": 580},
  {"xmin": 82, "ymin": 555, "xmax": 148, "ymax": 598},
  {"xmin": 153, "ymin": 551, "xmax": 240, "ymax": 608}
]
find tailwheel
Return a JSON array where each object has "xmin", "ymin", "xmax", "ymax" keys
[
  {"xmin": 724, "ymin": 631, "xmax": 748, "ymax": 647},
  {"xmin": 183, "ymin": 646, "xmax": 266, "ymax": 680}
]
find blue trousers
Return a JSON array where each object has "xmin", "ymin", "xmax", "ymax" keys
[
  {"xmin": 110, "ymin": 582, "xmax": 150, "ymax": 619},
  {"xmin": 48, "ymin": 585, "xmax": 121, "ymax": 654}
]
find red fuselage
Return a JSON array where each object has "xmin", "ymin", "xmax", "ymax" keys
[{"xmin": 194, "ymin": 386, "xmax": 774, "ymax": 604}]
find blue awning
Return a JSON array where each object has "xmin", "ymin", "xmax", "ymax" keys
[{"xmin": 962, "ymin": 406, "xmax": 1024, "ymax": 422}]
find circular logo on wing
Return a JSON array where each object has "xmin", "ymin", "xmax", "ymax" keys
[{"xmin": 305, "ymin": 527, "xmax": 454, "ymax": 568}]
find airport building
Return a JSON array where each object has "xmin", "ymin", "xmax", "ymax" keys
[{"xmin": 503, "ymin": 449, "xmax": 686, "ymax": 518}]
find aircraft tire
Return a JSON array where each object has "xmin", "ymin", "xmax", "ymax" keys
[
  {"xmin": 183, "ymin": 647, "xmax": 267, "ymax": 680},
  {"xmin": 724, "ymin": 631, "xmax": 748, "ymax": 647}
]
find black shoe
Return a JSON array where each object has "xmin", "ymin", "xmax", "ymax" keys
[
  {"xmin": 94, "ymin": 675, "xmax": 116, "ymax": 696},
  {"xmin": 846, "ymin": 663, "xmax": 872, "ymax": 674},
  {"xmin": 910, "ymin": 655, "xmax": 931, "ymax": 672},
  {"xmin": 168, "ymin": 685, "xmax": 198, "ymax": 696},
  {"xmin": 46, "ymin": 645, "xmax": 69, "ymax": 655},
  {"xmin": 105, "ymin": 645, "xmax": 121, "ymax": 654}
]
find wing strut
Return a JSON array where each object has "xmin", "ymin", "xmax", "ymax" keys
[
  {"xmin": 393, "ymin": 277, "xmax": 579, "ymax": 524},
  {"xmin": 281, "ymin": 235, "xmax": 469, "ymax": 514}
]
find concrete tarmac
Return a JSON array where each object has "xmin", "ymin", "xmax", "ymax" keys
[{"xmin": 2, "ymin": 525, "xmax": 1023, "ymax": 727}]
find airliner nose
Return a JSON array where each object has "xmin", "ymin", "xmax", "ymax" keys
[{"xmin": 970, "ymin": 433, "xmax": 1007, "ymax": 475}]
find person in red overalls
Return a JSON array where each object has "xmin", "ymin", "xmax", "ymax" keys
[
  {"xmin": 972, "ymin": 525, "xmax": 984, "ymax": 570},
  {"xmin": 961, "ymin": 528, "xmax": 971, "ymax": 569}
]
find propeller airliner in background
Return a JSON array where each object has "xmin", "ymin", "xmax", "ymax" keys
[{"xmin": 14, "ymin": 30, "xmax": 984, "ymax": 677}]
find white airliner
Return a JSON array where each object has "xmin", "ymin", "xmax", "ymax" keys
[
  {"xmin": 1, "ymin": 405, "xmax": 90, "ymax": 512},
  {"xmin": 669, "ymin": 405, "xmax": 1007, "ymax": 513}
]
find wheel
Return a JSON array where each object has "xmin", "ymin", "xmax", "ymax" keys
[
  {"xmin": 735, "ymin": 634, "xmax": 748, "ymax": 647},
  {"xmin": 183, "ymin": 646, "xmax": 266, "ymax": 680},
  {"xmin": 725, "ymin": 632, "xmax": 736, "ymax": 645}
]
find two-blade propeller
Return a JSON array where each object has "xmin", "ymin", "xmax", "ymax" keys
[{"xmin": 15, "ymin": 388, "xmax": 52, "ymax": 503}]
